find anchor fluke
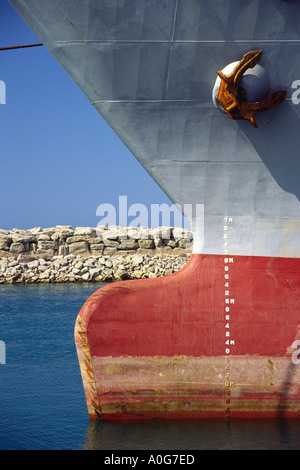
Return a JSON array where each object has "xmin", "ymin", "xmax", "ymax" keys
[{"xmin": 213, "ymin": 50, "xmax": 287, "ymax": 127}]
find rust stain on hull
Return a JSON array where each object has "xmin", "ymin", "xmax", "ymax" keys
[
  {"xmin": 74, "ymin": 352, "xmax": 300, "ymax": 420},
  {"xmin": 75, "ymin": 314, "xmax": 103, "ymax": 419}
]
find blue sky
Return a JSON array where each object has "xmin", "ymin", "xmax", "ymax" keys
[{"xmin": 0, "ymin": 1, "xmax": 176, "ymax": 230}]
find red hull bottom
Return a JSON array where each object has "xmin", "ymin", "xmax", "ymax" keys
[{"xmin": 75, "ymin": 254, "xmax": 300, "ymax": 420}]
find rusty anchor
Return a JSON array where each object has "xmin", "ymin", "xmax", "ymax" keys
[{"xmin": 215, "ymin": 50, "xmax": 287, "ymax": 127}]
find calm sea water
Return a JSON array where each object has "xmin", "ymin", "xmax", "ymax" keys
[{"xmin": 1, "ymin": 283, "xmax": 300, "ymax": 450}]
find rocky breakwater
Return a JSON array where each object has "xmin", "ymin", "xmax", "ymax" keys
[{"xmin": 0, "ymin": 226, "xmax": 193, "ymax": 284}]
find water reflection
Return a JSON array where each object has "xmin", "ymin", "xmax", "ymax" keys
[{"xmin": 83, "ymin": 418, "xmax": 300, "ymax": 450}]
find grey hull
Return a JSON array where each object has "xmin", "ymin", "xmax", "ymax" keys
[{"xmin": 9, "ymin": 0, "xmax": 300, "ymax": 256}]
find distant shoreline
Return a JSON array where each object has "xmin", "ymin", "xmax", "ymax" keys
[{"xmin": 0, "ymin": 226, "xmax": 192, "ymax": 284}]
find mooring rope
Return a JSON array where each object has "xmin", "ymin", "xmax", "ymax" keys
[{"xmin": 0, "ymin": 43, "xmax": 43, "ymax": 51}]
